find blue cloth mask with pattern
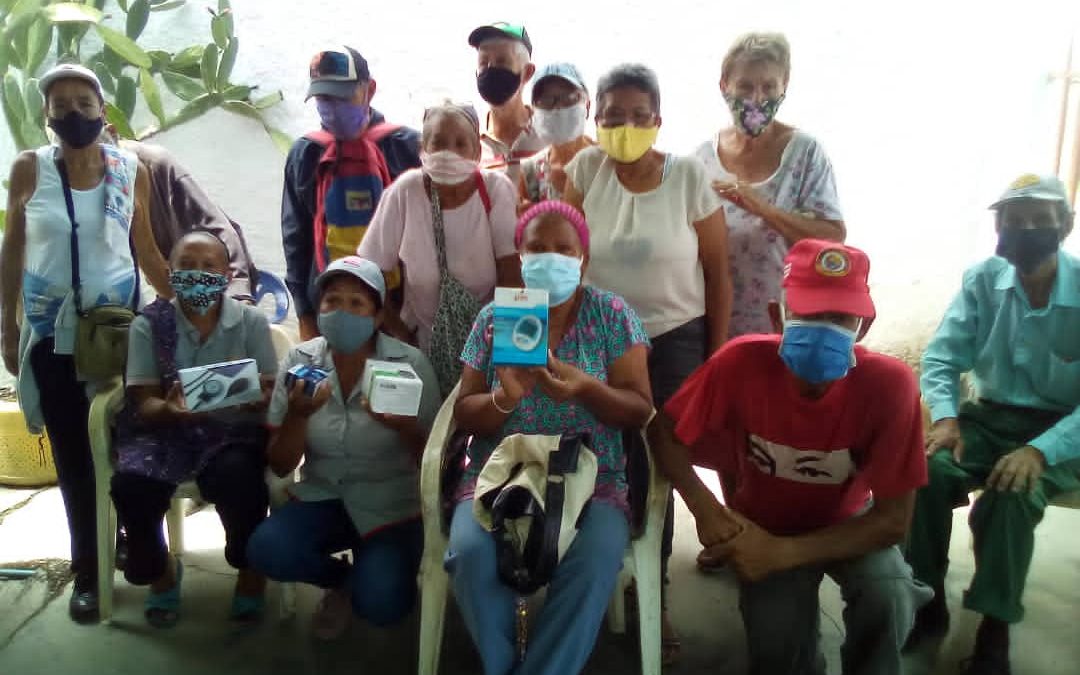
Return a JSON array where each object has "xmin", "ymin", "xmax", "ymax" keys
[{"xmin": 169, "ymin": 270, "xmax": 228, "ymax": 316}]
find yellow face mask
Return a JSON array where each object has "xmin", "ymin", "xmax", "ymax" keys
[{"xmin": 597, "ymin": 125, "xmax": 658, "ymax": 164}]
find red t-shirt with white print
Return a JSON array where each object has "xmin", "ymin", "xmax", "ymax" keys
[{"xmin": 664, "ymin": 335, "xmax": 927, "ymax": 536}]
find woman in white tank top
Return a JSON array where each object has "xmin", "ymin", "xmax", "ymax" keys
[{"xmin": 0, "ymin": 64, "xmax": 171, "ymax": 624}]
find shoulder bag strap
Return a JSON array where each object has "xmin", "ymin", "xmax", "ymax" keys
[
  {"xmin": 56, "ymin": 151, "xmax": 142, "ymax": 313},
  {"xmin": 55, "ymin": 156, "xmax": 83, "ymax": 315},
  {"xmin": 534, "ymin": 434, "xmax": 584, "ymax": 583},
  {"xmin": 424, "ymin": 174, "xmax": 451, "ymax": 278}
]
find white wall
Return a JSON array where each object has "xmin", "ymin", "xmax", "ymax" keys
[{"xmin": 3, "ymin": 0, "xmax": 1079, "ymax": 352}]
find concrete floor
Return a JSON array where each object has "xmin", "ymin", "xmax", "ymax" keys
[{"xmin": 1, "ymin": 484, "xmax": 1079, "ymax": 675}]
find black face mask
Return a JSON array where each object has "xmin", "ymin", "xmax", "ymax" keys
[
  {"xmin": 476, "ymin": 67, "xmax": 521, "ymax": 106},
  {"xmin": 47, "ymin": 111, "xmax": 104, "ymax": 150},
  {"xmin": 996, "ymin": 227, "xmax": 1060, "ymax": 275}
]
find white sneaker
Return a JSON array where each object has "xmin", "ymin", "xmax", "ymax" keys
[{"xmin": 311, "ymin": 587, "xmax": 352, "ymax": 640}]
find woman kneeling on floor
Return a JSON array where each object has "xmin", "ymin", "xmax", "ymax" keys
[
  {"xmin": 110, "ymin": 232, "xmax": 278, "ymax": 627},
  {"xmin": 246, "ymin": 256, "xmax": 441, "ymax": 640},
  {"xmin": 448, "ymin": 201, "xmax": 654, "ymax": 675}
]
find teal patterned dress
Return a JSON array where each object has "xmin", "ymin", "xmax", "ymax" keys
[{"xmin": 457, "ymin": 285, "xmax": 650, "ymax": 515}]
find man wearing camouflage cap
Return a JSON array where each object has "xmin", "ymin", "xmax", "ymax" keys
[{"xmin": 906, "ymin": 174, "xmax": 1080, "ymax": 674}]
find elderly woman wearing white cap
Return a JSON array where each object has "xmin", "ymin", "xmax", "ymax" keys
[
  {"xmin": 0, "ymin": 63, "xmax": 172, "ymax": 623},
  {"xmin": 246, "ymin": 256, "xmax": 440, "ymax": 641},
  {"xmin": 518, "ymin": 62, "xmax": 594, "ymax": 206}
]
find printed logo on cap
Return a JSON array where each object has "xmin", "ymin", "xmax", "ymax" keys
[
  {"xmin": 814, "ymin": 249, "xmax": 850, "ymax": 277},
  {"xmin": 1009, "ymin": 174, "xmax": 1041, "ymax": 191},
  {"xmin": 310, "ymin": 49, "xmax": 355, "ymax": 81},
  {"xmin": 782, "ymin": 262, "xmax": 793, "ymax": 279}
]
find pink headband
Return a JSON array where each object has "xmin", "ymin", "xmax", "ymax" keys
[{"xmin": 514, "ymin": 200, "xmax": 590, "ymax": 251}]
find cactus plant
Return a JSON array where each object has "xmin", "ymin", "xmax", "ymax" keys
[{"xmin": 0, "ymin": 0, "xmax": 289, "ymax": 152}]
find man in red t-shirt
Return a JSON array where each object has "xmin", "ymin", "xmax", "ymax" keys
[{"xmin": 651, "ymin": 239, "xmax": 932, "ymax": 675}]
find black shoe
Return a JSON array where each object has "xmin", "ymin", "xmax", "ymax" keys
[
  {"xmin": 903, "ymin": 593, "xmax": 950, "ymax": 652},
  {"xmin": 68, "ymin": 587, "xmax": 100, "ymax": 624},
  {"xmin": 961, "ymin": 617, "xmax": 1011, "ymax": 675},
  {"xmin": 115, "ymin": 533, "xmax": 129, "ymax": 572}
]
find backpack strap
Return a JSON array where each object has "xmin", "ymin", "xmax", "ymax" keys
[
  {"xmin": 304, "ymin": 129, "xmax": 336, "ymax": 146},
  {"xmin": 364, "ymin": 122, "xmax": 402, "ymax": 145}
]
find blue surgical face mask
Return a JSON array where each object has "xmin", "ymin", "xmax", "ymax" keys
[
  {"xmin": 520, "ymin": 253, "xmax": 582, "ymax": 306},
  {"xmin": 169, "ymin": 270, "xmax": 228, "ymax": 316},
  {"xmin": 778, "ymin": 319, "xmax": 858, "ymax": 384},
  {"xmin": 318, "ymin": 310, "xmax": 375, "ymax": 354}
]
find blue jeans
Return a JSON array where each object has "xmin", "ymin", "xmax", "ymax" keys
[
  {"xmin": 446, "ymin": 500, "xmax": 629, "ymax": 675},
  {"xmin": 246, "ymin": 499, "xmax": 422, "ymax": 626}
]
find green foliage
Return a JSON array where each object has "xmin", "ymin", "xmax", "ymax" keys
[{"xmin": 0, "ymin": 0, "xmax": 287, "ymax": 150}]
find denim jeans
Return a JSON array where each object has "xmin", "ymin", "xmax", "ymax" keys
[
  {"xmin": 246, "ymin": 499, "xmax": 422, "ymax": 626},
  {"xmin": 445, "ymin": 500, "xmax": 629, "ymax": 675}
]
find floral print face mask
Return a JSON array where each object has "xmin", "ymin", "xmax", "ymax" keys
[
  {"xmin": 724, "ymin": 93, "xmax": 786, "ymax": 138},
  {"xmin": 169, "ymin": 270, "xmax": 228, "ymax": 315}
]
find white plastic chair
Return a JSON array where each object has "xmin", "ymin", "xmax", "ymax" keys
[
  {"xmin": 89, "ymin": 324, "xmax": 297, "ymax": 623},
  {"xmin": 417, "ymin": 384, "xmax": 669, "ymax": 675}
]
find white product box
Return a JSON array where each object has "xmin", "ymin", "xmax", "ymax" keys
[
  {"xmin": 178, "ymin": 358, "xmax": 262, "ymax": 412},
  {"xmin": 361, "ymin": 359, "xmax": 423, "ymax": 417}
]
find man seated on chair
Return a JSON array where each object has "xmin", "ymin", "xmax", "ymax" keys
[
  {"xmin": 448, "ymin": 201, "xmax": 653, "ymax": 675},
  {"xmin": 245, "ymin": 256, "xmax": 440, "ymax": 641},
  {"xmin": 651, "ymin": 239, "xmax": 932, "ymax": 675},
  {"xmin": 904, "ymin": 174, "xmax": 1080, "ymax": 675},
  {"xmin": 110, "ymin": 232, "xmax": 278, "ymax": 628}
]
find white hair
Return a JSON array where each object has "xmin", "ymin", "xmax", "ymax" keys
[{"xmin": 479, "ymin": 37, "xmax": 531, "ymax": 68}]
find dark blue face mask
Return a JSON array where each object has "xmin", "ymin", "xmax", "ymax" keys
[{"xmin": 779, "ymin": 320, "xmax": 858, "ymax": 384}]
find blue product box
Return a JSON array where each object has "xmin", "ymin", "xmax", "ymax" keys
[
  {"xmin": 492, "ymin": 287, "xmax": 549, "ymax": 367},
  {"xmin": 285, "ymin": 364, "xmax": 330, "ymax": 397}
]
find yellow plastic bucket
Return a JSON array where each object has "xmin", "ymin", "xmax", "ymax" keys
[{"xmin": 0, "ymin": 400, "xmax": 57, "ymax": 487}]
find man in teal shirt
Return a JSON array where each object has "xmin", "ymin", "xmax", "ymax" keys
[{"xmin": 905, "ymin": 174, "xmax": 1080, "ymax": 675}]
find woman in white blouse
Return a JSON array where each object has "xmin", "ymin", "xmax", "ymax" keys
[{"xmin": 563, "ymin": 62, "xmax": 731, "ymax": 665}]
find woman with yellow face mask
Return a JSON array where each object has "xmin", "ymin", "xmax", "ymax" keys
[{"xmin": 562, "ymin": 62, "xmax": 732, "ymax": 666}]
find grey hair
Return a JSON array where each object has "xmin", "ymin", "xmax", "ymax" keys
[
  {"xmin": 478, "ymin": 37, "xmax": 531, "ymax": 68},
  {"xmin": 721, "ymin": 32, "xmax": 792, "ymax": 83},
  {"xmin": 595, "ymin": 63, "xmax": 660, "ymax": 115}
]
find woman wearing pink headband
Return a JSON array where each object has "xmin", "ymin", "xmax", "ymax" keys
[{"xmin": 449, "ymin": 199, "xmax": 654, "ymax": 675}]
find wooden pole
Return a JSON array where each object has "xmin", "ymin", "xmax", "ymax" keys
[{"xmin": 1053, "ymin": 38, "xmax": 1073, "ymax": 175}]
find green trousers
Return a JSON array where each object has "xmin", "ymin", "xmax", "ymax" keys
[{"xmin": 905, "ymin": 400, "xmax": 1080, "ymax": 623}]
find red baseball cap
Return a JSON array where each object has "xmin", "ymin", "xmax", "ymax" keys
[{"xmin": 781, "ymin": 239, "xmax": 875, "ymax": 319}]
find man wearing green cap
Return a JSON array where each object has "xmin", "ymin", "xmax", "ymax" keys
[
  {"xmin": 906, "ymin": 174, "xmax": 1080, "ymax": 674},
  {"xmin": 468, "ymin": 22, "xmax": 544, "ymax": 183}
]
